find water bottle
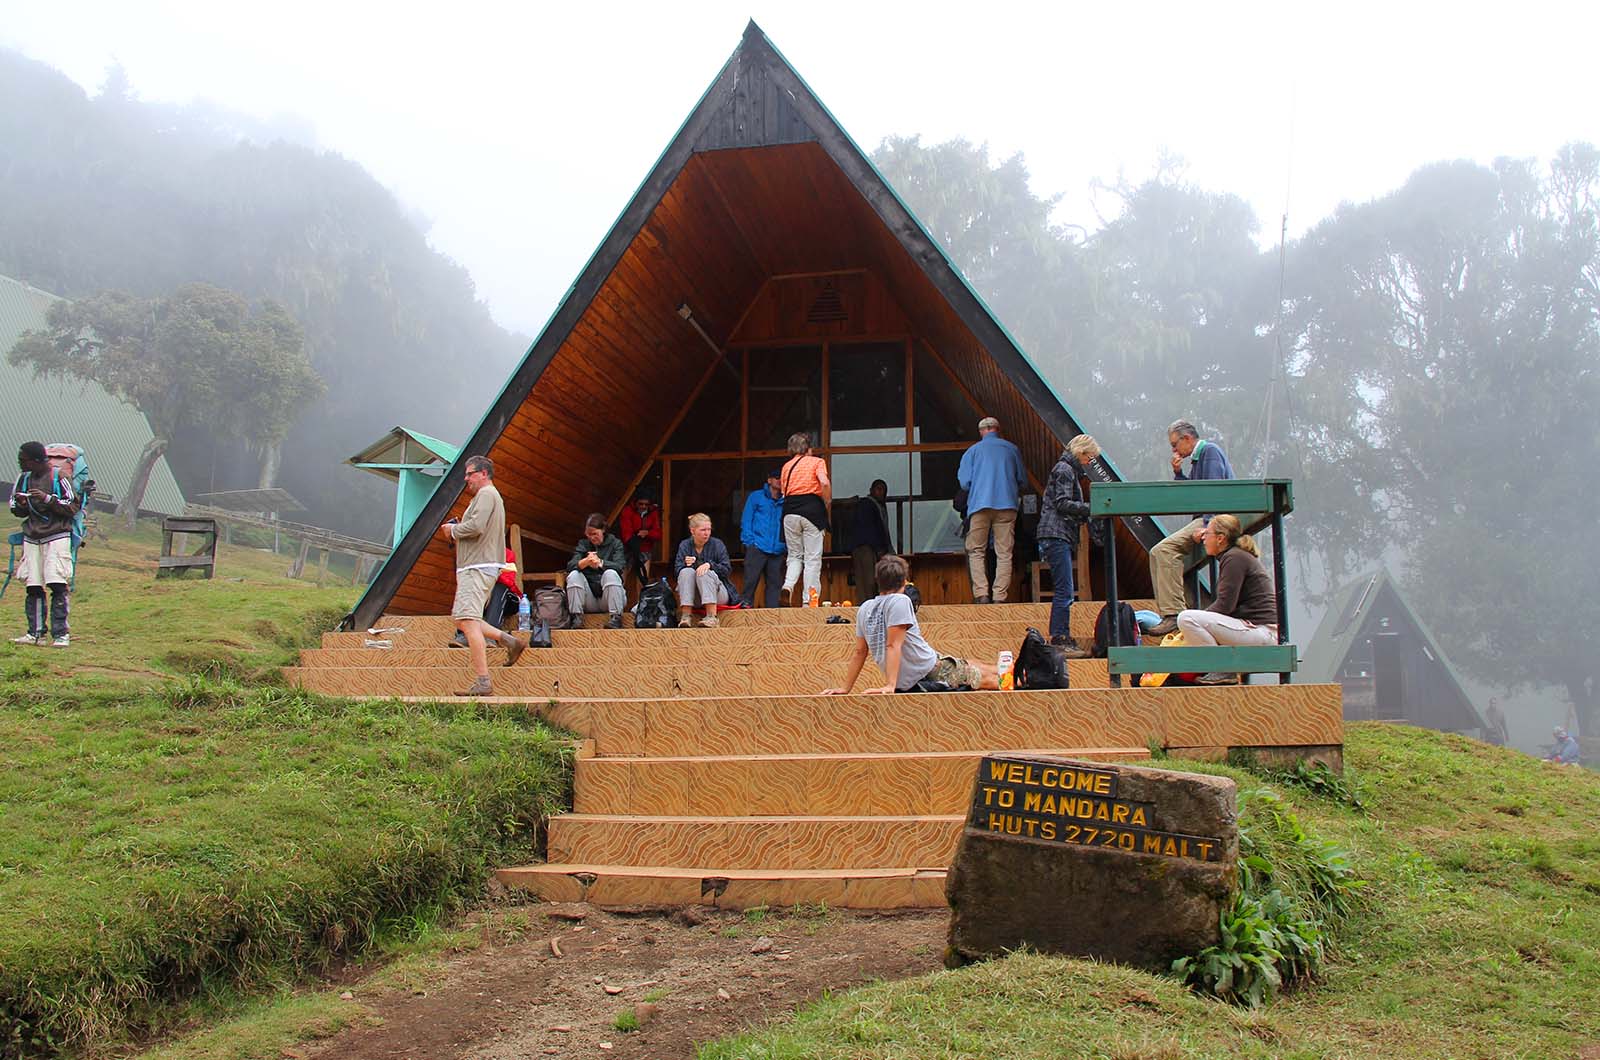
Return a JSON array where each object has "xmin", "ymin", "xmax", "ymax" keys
[
  {"xmin": 517, "ymin": 594, "xmax": 532, "ymax": 632},
  {"xmin": 997, "ymin": 649, "xmax": 1015, "ymax": 691},
  {"xmin": 807, "ymin": 587, "xmax": 820, "ymax": 608}
]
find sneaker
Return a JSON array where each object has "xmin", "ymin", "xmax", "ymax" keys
[
  {"xmin": 9, "ymin": 633, "xmax": 39, "ymax": 646},
  {"xmin": 604, "ymin": 614, "xmax": 623, "ymax": 630},
  {"xmin": 456, "ymin": 675, "xmax": 493, "ymax": 696},
  {"xmin": 1050, "ymin": 635, "xmax": 1091, "ymax": 660},
  {"xmin": 678, "ymin": 611, "xmax": 695, "ymax": 628},
  {"xmin": 1146, "ymin": 616, "xmax": 1180, "ymax": 638},
  {"xmin": 501, "ymin": 634, "xmax": 527, "ymax": 668},
  {"xmin": 973, "ymin": 594, "xmax": 992, "ymax": 605},
  {"xmin": 51, "ymin": 635, "xmax": 69, "ymax": 648},
  {"xmin": 566, "ymin": 613, "xmax": 585, "ymax": 630},
  {"xmin": 700, "ymin": 614, "xmax": 719, "ymax": 628},
  {"xmin": 1195, "ymin": 671, "xmax": 1239, "ymax": 686},
  {"xmin": 448, "ymin": 633, "xmax": 468, "ymax": 649}
]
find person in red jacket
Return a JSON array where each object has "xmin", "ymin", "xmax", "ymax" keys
[{"xmin": 619, "ymin": 493, "xmax": 661, "ymax": 581}]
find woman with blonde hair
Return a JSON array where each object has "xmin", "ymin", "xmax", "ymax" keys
[
  {"xmin": 778, "ymin": 431, "xmax": 830, "ymax": 605},
  {"xmin": 1176, "ymin": 514, "xmax": 1278, "ymax": 685}
]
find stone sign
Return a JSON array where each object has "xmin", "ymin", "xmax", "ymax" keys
[{"xmin": 945, "ymin": 754, "xmax": 1238, "ymax": 971}]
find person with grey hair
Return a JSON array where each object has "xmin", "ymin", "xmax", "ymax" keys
[
  {"xmin": 1146, "ymin": 419, "xmax": 1235, "ymax": 637},
  {"xmin": 1036, "ymin": 434, "xmax": 1100, "ymax": 657},
  {"xmin": 438, "ymin": 454, "xmax": 526, "ymax": 695},
  {"xmin": 564, "ymin": 512, "xmax": 628, "ymax": 629},
  {"xmin": 956, "ymin": 416, "xmax": 1026, "ymax": 603}
]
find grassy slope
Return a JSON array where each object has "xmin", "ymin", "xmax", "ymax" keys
[
  {"xmin": 702, "ymin": 727, "xmax": 1600, "ymax": 1060},
  {"xmin": 0, "ymin": 528, "xmax": 572, "ymax": 1056}
]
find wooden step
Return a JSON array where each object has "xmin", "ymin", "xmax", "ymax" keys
[
  {"xmin": 573, "ymin": 748, "xmax": 1149, "ymax": 816},
  {"xmin": 534, "ymin": 685, "xmax": 1344, "ymax": 758},
  {"xmin": 286, "ymin": 658, "xmax": 1111, "ymax": 698},
  {"xmin": 546, "ymin": 813, "xmax": 963, "ymax": 870},
  {"xmin": 494, "ymin": 863, "xmax": 948, "ymax": 910}
]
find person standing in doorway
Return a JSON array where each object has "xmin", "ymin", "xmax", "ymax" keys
[
  {"xmin": 739, "ymin": 469, "xmax": 785, "ymax": 608},
  {"xmin": 438, "ymin": 455, "xmax": 526, "ymax": 695},
  {"xmin": 957, "ymin": 417, "xmax": 1026, "ymax": 603},
  {"xmin": 10, "ymin": 441, "xmax": 80, "ymax": 647},
  {"xmin": 850, "ymin": 478, "xmax": 893, "ymax": 603}
]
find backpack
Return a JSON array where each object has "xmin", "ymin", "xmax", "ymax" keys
[
  {"xmin": 633, "ymin": 577, "xmax": 676, "ymax": 629},
  {"xmin": 4, "ymin": 444, "xmax": 94, "ymax": 598},
  {"xmin": 533, "ymin": 586, "xmax": 570, "ymax": 627},
  {"xmin": 1091, "ymin": 602, "xmax": 1140, "ymax": 658},
  {"xmin": 1014, "ymin": 626, "xmax": 1070, "ymax": 690}
]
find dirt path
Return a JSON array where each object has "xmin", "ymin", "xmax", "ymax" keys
[{"xmin": 304, "ymin": 903, "xmax": 946, "ymax": 1060}]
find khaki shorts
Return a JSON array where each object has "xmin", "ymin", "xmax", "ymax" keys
[
  {"xmin": 17, "ymin": 537, "xmax": 73, "ymax": 587},
  {"xmin": 451, "ymin": 568, "xmax": 497, "ymax": 621},
  {"xmin": 930, "ymin": 656, "xmax": 982, "ymax": 689}
]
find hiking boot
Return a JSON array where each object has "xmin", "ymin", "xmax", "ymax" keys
[
  {"xmin": 1196, "ymin": 671, "xmax": 1239, "ymax": 685},
  {"xmin": 448, "ymin": 632, "xmax": 468, "ymax": 649},
  {"xmin": 501, "ymin": 634, "xmax": 527, "ymax": 668},
  {"xmin": 50, "ymin": 635, "xmax": 69, "ymax": 648},
  {"xmin": 566, "ymin": 613, "xmax": 585, "ymax": 630},
  {"xmin": 1146, "ymin": 615, "xmax": 1180, "ymax": 638},
  {"xmin": 678, "ymin": 609, "xmax": 695, "ymax": 628},
  {"xmin": 605, "ymin": 613, "xmax": 623, "ymax": 629},
  {"xmin": 1050, "ymin": 635, "xmax": 1091, "ymax": 660},
  {"xmin": 457, "ymin": 675, "xmax": 493, "ymax": 696},
  {"xmin": 973, "ymin": 594, "xmax": 992, "ymax": 605},
  {"xmin": 700, "ymin": 613, "xmax": 719, "ymax": 628},
  {"xmin": 9, "ymin": 633, "xmax": 39, "ymax": 646}
]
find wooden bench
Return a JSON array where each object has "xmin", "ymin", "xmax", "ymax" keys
[
  {"xmin": 157, "ymin": 516, "xmax": 218, "ymax": 579},
  {"xmin": 1107, "ymin": 644, "xmax": 1299, "ymax": 683}
]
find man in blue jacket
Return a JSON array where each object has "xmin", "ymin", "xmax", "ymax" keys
[
  {"xmin": 739, "ymin": 469, "xmax": 785, "ymax": 608},
  {"xmin": 1146, "ymin": 419, "xmax": 1235, "ymax": 637},
  {"xmin": 957, "ymin": 417, "xmax": 1027, "ymax": 603}
]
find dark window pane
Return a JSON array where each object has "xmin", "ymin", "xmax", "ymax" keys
[
  {"xmin": 748, "ymin": 346, "xmax": 822, "ymax": 451},
  {"xmin": 913, "ymin": 347, "xmax": 980, "ymax": 444},
  {"xmin": 829, "ymin": 342, "xmax": 905, "ymax": 447},
  {"xmin": 666, "ymin": 459, "xmax": 743, "ymax": 551},
  {"xmin": 665, "ymin": 355, "xmax": 742, "ymax": 454}
]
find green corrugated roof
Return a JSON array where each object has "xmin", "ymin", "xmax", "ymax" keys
[{"xmin": 0, "ymin": 274, "xmax": 186, "ymax": 515}]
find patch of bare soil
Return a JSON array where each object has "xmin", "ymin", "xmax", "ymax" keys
[{"xmin": 304, "ymin": 903, "xmax": 946, "ymax": 1060}]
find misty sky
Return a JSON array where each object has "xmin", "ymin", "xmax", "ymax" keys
[{"xmin": 8, "ymin": 1, "xmax": 1598, "ymax": 337}]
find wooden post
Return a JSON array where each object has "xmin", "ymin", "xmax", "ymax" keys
[
  {"xmin": 316, "ymin": 548, "xmax": 330, "ymax": 587},
  {"xmin": 290, "ymin": 540, "xmax": 310, "ymax": 579}
]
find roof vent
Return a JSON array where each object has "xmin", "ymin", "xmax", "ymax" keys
[{"xmin": 806, "ymin": 283, "xmax": 847, "ymax": 324}]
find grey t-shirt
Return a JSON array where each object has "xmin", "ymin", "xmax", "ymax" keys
[{"xmin": 857, "ymin": 591, "xmax": 939, "ymax": 690}]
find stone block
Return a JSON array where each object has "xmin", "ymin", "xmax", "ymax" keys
[{"xmin": 946, "ymin": 753, "xmax": 1237, "ymax": 972}]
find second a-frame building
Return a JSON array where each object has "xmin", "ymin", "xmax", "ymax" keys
[{"xmin": 350, "ymin": 22, "xmax": 1167, "ymax": 629}]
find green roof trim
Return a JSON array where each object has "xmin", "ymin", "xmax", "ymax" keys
[{"xmin": 0, "ymin": 274, "xmax": 186, "ymax": 516}]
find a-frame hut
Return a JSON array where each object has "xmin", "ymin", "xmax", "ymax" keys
[
  {"xmin": 349, "ymin": 22, "xmax": 1165, "ymax": 630},
  {"xmin": 1301, "ymin": 566, "xmax": 1485, "ymax": 735}
]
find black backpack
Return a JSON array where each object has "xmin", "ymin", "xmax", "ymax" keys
[
  {"xmin": 1015, "ymin": 627, "xmax": 1069, "ymax": 690},
  {"xmin": 633, "ymin": 577, "xmax": 676, "ymax": 629},
  {"xmin": 1091, "ymin": 602, "xmax": 1139, "ymax": 658},
  {"xmin": 534, "ymin": 586, "xmax": 570, "ymax": 628}
]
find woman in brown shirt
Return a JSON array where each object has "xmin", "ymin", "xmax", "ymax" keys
[{"xmin": 1176, "ymin": 514, "xmax": 1277, "ymax": 685}]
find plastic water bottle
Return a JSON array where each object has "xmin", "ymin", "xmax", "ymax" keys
[
  {"xmin": 807, "ymin": 587, "xmax": 820, "ymax": 608},
  {"xmin": 997, "ymin": 649, "xmax": 1015, "ymax": 691},
  {"xmin": 517, "ymin": 594, "xmax": 532, "ymax": 632}
]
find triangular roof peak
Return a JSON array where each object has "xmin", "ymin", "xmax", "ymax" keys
[{"xmin": 349, "ymin": 24, "xmax": 1161, "ymax": 627}]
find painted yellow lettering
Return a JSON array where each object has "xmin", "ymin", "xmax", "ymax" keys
[
  {"xmin": 1006, "ymin": 764, "xmax": 1024, "ymax": 783},
  {"xmin": 980, "ymin": 786, "xmax": 996, "ymax": 806},
  {"xmin": 1084, "ymin": 827, "xmax": 1099, "ymax": 844},
  {"xmin": 1131, "ymin": 807, "xmax": 1148, "ymax": 827},
  {"xmin": 987, "ymin": 813, "xmax": 1005, "ymax": 831},
  {"xmin": 1041, "ymin": 821, "xmax": 1057, "ymax": 840},
  {"xmin": 1023, "ymin": 818, "xmax": 1039, "ymax": 837},
  {"xmin": 1023, "ymin": 765, "xmax": 1038, "ymax": 786},
  {"xmin": 1094, "ymin": 801, "xmax": 1111, "ymax": 821},
  {"xmin": 1023, "ymin": 791, "xmax": 1041, "ymax": 812},
  {"xmin": 988, "ymin": 761, "xmax": 1009, "ymax": 781},
  {"xmin": 1004, "ymin": 814, "xmax": 1022, "ymax": 835},
  {"xmin": 1162, "ymin": 837, "xmax": 1179, "ymax": 857},
  {"xmin": 1093, "ymin": 773, "xmax": 1112, "ymax": 795},
  {"xmin": 1143, "ymin": 835, "xmax": 1162, "ymax": 854},
  {"xmin": 1065, "ymin": 825, "xmax": 1081, "ymax": 842},
  {"xmin": 1197, "ymin": 842, "xmax": 1214, "ymax": 861},
  {"xmin": 1041, "ymin": 767, "xmax": 1058, "ymax": 788},
  {"xmin": 1112, "ymin": 803, "xmax": 1130, "ymax": 824},
  {"xmin": 997, "ymin": 789, "xmax": 1015, "ymax": 808},
  {"xmin": 1041, "ymin": 794, "xmax": 1057, "ymax": 815}
]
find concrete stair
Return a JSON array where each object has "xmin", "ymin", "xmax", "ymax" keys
[{"xmin": 291, "ymin": 599, "xmax": 1341, "ymax": 911}]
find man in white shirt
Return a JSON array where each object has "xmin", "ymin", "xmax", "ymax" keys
[{"xmin": 822, "ymin": 555, "xmax": 997, "ymax": 694}]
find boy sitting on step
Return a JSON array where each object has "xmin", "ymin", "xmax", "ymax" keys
[{"xmin": 822, "ymin": 554, "xmax": 998, "ymax": 695}]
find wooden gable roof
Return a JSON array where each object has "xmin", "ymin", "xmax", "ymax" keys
[{"xmin": 348, "ymin": 22, "xmax": 1164, "ymax": 627}]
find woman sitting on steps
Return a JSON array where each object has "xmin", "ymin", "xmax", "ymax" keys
[{"xmin": 1176, "ymin": 514, "xmax": 1277, "ymax": 685}]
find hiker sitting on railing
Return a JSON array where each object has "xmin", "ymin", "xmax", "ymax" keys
[{"xmin": 1176, "ymin": 514, "xmax": 1277, "ymax": 686}]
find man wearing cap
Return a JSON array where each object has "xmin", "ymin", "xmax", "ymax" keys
[
  {"xmin": 739, "ymin": 469, "xmax": 785, "ymax": 608},
  {"xmin": 957, "ymin": 417, "xmax": 1026, "ymax": 603}
]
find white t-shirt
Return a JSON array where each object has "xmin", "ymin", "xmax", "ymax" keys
[{"xmin": 857, "ymin": 591, "xmax": 939, "ymax": 690}]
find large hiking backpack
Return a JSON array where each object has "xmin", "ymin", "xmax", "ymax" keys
[
  {"xmin": 4, "ymin": 443, "xmax": 94, "ymax": 598},
  {"xmin": 1015, "ymin": 626, "xmax": 1070, "ymax": 690},
  {"xmin": 533, "ymin": 586, "xmax": 570, "ymax": 628},
  {"xmin": 633, "ymin": 577, "xmax": 676, "ymax": 629},
  {"xmin": 1091, "ymin": 602, "xmax": 1140, "ymax": 658}
]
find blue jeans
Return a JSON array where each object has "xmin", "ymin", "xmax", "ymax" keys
[{"xmin": 1038, "ymin": 537, "xmax": 1076, "ymax": 639}]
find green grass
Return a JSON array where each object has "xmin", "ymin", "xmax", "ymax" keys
[
  {"xmin": 0, "ymin": 527, "xmax": 574, "ymax": 1057},
  {"xmin": 700, "ymin": 726, "xmax": 1600, "ymax": 1059}
]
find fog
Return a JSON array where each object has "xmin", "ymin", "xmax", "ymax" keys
[{"xmin": 7, "ymin": 1, "xmax": 1596, "ymax": 335}]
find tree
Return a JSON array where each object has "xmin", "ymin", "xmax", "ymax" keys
[{"xmin": 9, "ymin": 283, "xmax": 323, "ymax": 525}]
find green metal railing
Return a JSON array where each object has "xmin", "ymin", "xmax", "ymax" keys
[{"xmin": 1092, "ymin": 479, "xmax": 1295, "ymax": 686}]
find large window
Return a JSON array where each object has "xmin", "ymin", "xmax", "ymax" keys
[
  {"xmin": 659, "ymin": 337, "xmax": 996, "ymax": 555},
  {"xmin": 829, "ymin": 342, "xmax": 905, "ymax": 447}
]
